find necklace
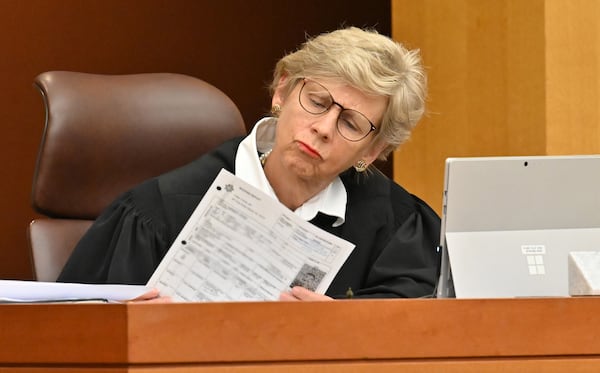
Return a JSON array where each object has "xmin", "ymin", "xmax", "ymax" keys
[{"xmin": 259, "ymin": 149, "xmax": 272, "ymax": 167}]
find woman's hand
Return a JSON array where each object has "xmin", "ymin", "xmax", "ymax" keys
[
  {"xmin": 127, "ymin": 288, "xmax": 172, "ymax": 303},
  {"xmin": 279, "ymin": 286, "xmax": 333, "ymax": 301}
]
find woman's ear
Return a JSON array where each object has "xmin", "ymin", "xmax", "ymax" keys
[
  {"xmin": 361, "ymin": 140, "xmax": 388, "ymax": 165},
  {"xmin": 272, "ymin": 75, "xmax": 289, "ymax": 107}
]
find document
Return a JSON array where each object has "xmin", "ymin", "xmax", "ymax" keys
[
  {"xmin": 0, "ymin": 280, "xmax": 150, "ymax": 303},
  {"xmin": 147, "ymin": 169, "xmax": 355, "ymax": 302}
]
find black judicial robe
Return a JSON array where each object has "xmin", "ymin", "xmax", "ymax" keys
[{"xmin": 58, "ymin": 137, "xmax": 441, "ymax": 298}]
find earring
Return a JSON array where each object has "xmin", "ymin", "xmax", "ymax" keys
[
  {"xmin": 271, "ymin": 104, "xmax": 281, "ymax": 117},
  {"xmin": 354, "ymin": 160, "xmax": 368, "ymax": 172}
]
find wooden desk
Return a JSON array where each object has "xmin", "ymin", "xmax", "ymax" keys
[{"xmin": 1, "ymin": 297, "xmax": 599, "ymax": 372}]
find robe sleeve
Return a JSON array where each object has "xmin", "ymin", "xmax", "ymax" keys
[
  {"xmin": 57, "ymin": 179, "xmax": 170, "ymax": 285},
  {"xmin": 352, "ymin": 197, "xmax": 441, "ymax": 299},
  {"xmin": 336, "ymin": 187, "xmax": 441, "ymax": 298}
]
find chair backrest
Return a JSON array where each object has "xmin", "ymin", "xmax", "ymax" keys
[{"xmin": 28, "ymin": 71, "xmax": 246, "ymax": 281}]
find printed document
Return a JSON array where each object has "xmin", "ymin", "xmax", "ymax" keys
[{"xmin": 147, "ymin": 169, "xmax": 355, "ymax": 302}]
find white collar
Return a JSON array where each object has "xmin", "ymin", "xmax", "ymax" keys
[{"xmin": 235, "ymin": 117, "xmax": 346, "ymax": 227}]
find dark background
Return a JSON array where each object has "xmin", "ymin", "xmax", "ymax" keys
[{"xmin": 0, "ymin": 0, "xmax": 391, "ymax": 279}]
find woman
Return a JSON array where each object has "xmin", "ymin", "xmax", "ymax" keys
[{"xmin": 58, "ymin": 27, "xmax": 440, "ymax": 301}]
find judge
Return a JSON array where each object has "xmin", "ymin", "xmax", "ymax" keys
[{"xmin": 58, "ymin": 27, "xmax": 441, "ymax": 301}]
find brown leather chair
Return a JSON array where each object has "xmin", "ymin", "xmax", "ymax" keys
[{"xmin": 28, "ymin": 71, "xmax": 246, "ymax": 281}]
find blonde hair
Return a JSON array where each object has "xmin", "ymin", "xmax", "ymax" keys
[{"xmin": 270, "ymin": 27, "xmax": 427, "ymax": 159}]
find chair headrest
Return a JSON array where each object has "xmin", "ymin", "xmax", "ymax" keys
[{"xmin": 31, "ymin": 71, "xmax": 246, "ymax": 219}]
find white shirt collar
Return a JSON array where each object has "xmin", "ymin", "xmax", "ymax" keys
[{"xmin": 235, "ymin": 117, "xmax": 346, "ymax": 227}]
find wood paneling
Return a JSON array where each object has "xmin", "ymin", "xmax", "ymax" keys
[
  {"xmin": 545, "ymin": 0, "xmax": 600, "ymax": 154},
  {"xmin": 2, "ymin": 298, "xmax": 600, "ymax": 371},
  {"xmin": 392, "ymin": 0, "xmax": 600, "ymax": 214}
]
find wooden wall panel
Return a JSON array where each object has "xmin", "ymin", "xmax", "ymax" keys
[
  {"xmin": 0, "ymin": 0, "xmax": 391, "ymax": 280},
  {"xmin": 545, "ymin": 0, "xmax": 600, "ymax": 154},
  {"xmin": 391, "ymin": 0, "xmax": 599, "ymax": 215},
  {"xmin": 505, "ymin": 0, "xmax": 547, "ymax": 156}
]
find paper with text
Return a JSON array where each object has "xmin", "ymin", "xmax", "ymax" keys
[{"xmin": 147, "ymin": 169, "xmax": 355, "ymax": 302}]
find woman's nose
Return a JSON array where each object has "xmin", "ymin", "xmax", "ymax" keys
[{"xmin": 311, "ymin": 107, "xmax": 340, "ymax": 140}]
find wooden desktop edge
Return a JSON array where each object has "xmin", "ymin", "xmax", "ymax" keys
[{"xmin": 1, "ymin": 297, "xmax": 599, "ymax": 366}]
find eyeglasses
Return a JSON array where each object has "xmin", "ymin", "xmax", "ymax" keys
[{"xmin": 298, "ymin": 79, "xmax": 377, "ymax": 142}]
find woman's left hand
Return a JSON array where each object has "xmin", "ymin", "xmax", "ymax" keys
[
  {"xmin": 127, "ymin": 288, "xmax": 173, "ymax": 303},
  {"xmin": 279, "ymin": 286, "xmax": 333, "ymax": 301}
]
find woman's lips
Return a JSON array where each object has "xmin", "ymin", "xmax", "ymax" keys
[{"xmin": 297, "ymin": 141, "xmax": 322, "ymax": 159}]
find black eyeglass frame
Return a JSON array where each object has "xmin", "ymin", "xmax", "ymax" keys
[{"xmin": 298, "ymin": 79, "xmax": 378, "ymax": 142}]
